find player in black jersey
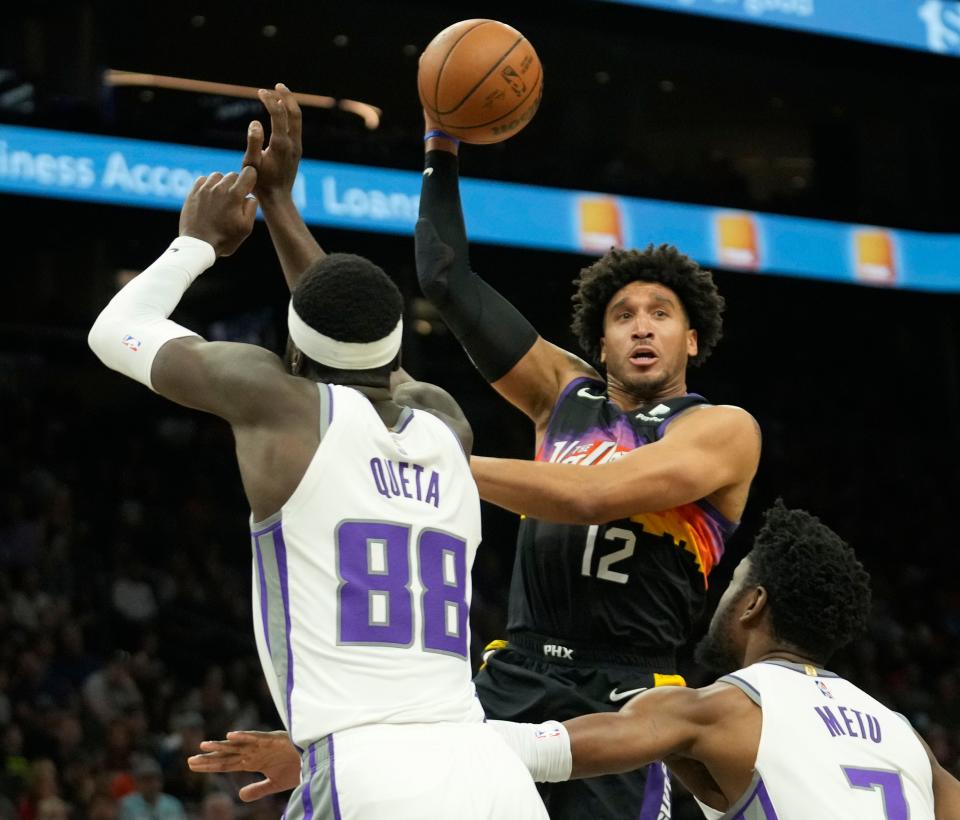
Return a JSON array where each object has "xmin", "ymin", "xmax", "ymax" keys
[{"xmin": 416, "ymin": 118, "xmax": 761, "ymax": 820}]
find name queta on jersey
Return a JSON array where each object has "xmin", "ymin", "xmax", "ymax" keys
[{"xmin": 369, "ymin": 457, "xmax": 441, "ymax": 508}]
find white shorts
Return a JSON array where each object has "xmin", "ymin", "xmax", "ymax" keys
[{"xmin": 284, "ymin": 722, "xmax": 548, "ymax": 820}]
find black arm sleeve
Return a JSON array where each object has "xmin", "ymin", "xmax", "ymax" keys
[{"xmin": 416, "ymin": 150, "xmax": 539, "ymax": 383}]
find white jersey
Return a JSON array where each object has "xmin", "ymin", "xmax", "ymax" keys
[
  {"xmin": 249, "ymin": 383, "xmax": 484, "ymax": 749},
  {"xmin": 701, "ymin": 660, "xmax": 934, "ymax": 820}
]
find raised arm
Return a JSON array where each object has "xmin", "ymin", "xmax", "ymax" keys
[
  {"xmin": 88, "ymin": 167, "xmax": 291, "ymax": 425},
  {"xmin": 417, "ymin": 116, "xmax": 596, "ymax": 428},
  {"xmin": 471, "ymin": 404, "xmax": 759, "ymax": 524},
  {"xmin": 244, "ymin": 83, "xmax": 324, "ymax": 291}
]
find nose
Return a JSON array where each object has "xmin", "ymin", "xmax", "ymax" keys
[{"xmin": 631, "ymin": 315, "xmax": 653, "ymax": 338}]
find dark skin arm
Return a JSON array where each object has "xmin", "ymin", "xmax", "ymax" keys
[
  {"xmin": 914, "ymin": 730, "xmax": 960, "ymax": 819},
  {"xmin": 250, "ymin": 84, "xmax": 416, "ymax": 394},
  {"xmin": 243, "ymin": 83, "xmax": 323, "ymax": 290},
  {"xmin": 151, "ymin": 167, "xmax": 293, "ymax": 425},
  {"xmin": 470, "ymin": 404, "xmax": 759, "ymax": 524},
  {"xmin": 566, "ymin": 682, "xmax": 759, "ymax": 812},
  {"xmin": 423, "ymin": 115, "xmax": 597, "ymax": 431}
]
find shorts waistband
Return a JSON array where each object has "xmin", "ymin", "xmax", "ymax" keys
[{"xmin": 506, "ymin": 630, "xmax": 676, "ymax": 669}]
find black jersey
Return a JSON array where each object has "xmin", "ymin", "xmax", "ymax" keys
[{"xmin": 506, "ymin": 376, "xmax": 736, "ymax": 653}]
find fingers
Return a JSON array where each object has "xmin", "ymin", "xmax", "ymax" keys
[
  {"xmin": 202, "ymin": 171, "xmax": 225, "ymax": 190},
  {"xmin": 190, "ymin": 175, "xmax": 207, "ymax": 195},
  {"xmin": 275, "ymin": 83, "xmax": 302, "ymax": 143},
  {"xmin": 243, "ymin": 121, "xmax": 264, "ymax": 169},
  {"xmin": 238, "ymin": 780, "xmax": 278, "ymax": 803},
  {"xmin": 259, "ymin": 86, "xmax": 289, "ymax": 135},
  {"xmin": 186, "ymin": 752, "xmax": 241, "ymax": 772},
  {"xmin": 231, "ymin": 164, "xmax": 258, "ymax": 196}
]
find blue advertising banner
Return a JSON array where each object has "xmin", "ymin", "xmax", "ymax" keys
[
  {"xmin": 1, "ymin": 124, "xmax": 958, "ymax": 293},
  {"xmin": 596, "ymin": 0, "xmax": 960, "ymax": 57}
]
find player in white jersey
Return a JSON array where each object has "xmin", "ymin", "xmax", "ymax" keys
[
  {"xmin": 87, "ymin": 153, "xmax": 548, "ymax": 818},
  {"xmin": 193, "ymin": 502, "xmax": 960, "ymax": 819}
]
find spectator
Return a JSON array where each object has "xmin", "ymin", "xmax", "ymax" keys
[
  {"xmin": 117, "ymin": 757, "xmax": 185, "ymax": 820},
  {"xmin": 82, "ymin": 654, "xmax": 142, "ymax": 727}
]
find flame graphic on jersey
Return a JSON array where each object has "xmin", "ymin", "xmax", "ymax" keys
[{"xmin": 628, "ymin": 506, "xmax": 725, "ymax": 585}]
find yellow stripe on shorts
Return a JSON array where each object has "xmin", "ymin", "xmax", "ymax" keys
[
  {"xmin": 480, "ymin": 638, "xmax": 509, "ymax": 669},
  {"xmin": 653, "ymin": 673, "xmax": 687, "ymax": 688}
]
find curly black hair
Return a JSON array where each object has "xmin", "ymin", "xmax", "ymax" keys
[
  {"xmin": 293, "ymin": 253, "xmax": 402, "ymax": 343},
  {"xmin": 747, "ymin": 500, "xmax": 872, "ymax": 662},
  {"xmin": 570, "ymin": 244, "xmax": 724, "ymax": 367}
]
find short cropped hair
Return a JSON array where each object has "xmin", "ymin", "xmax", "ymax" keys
[
  {"xmin": 748, "ymin": 500, "xmax": 871, "ymax": 661},
  {"xmin": 570, "ymin": 244, "xmax": 724, "ymax": 367},
  {"xmin": 292, "ymin": 253, "xmax": 402, "ymax": 343}
]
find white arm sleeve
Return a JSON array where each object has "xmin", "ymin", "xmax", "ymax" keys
[
  {"xmin": 88, "ymin": 235, "xmax": 216, "ymax": 391},
  {"xmin": 488, "ymin": 720, "xmax": 572, "ymax": 782}
]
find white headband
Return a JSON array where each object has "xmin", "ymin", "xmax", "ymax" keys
[{"xmin": 288, "ymin": 301, "xmax": 402, "ymax": 369}]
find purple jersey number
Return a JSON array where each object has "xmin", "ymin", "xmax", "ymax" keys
[
  {"xmin": 419, "ymin": 530, "xmax": 468, "ymax": 657},
  {"xmin": 842, "ymin": 767, "xmax": 909, "ymax": 819},
  {"xmin": 336, "ymin": 521, "xmax": 468, "ymax": 658}
]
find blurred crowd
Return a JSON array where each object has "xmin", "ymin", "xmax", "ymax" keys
[{"xmin": 2, "ymin": 347, "xmax": 959, "ymax": 820}]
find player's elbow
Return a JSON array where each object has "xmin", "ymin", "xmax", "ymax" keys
[{"xmin": 87, "ymin": 308, "xmax": 113, "ymax": 364}]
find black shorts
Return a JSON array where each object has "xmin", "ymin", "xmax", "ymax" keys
[{"xmin": 474, "ymin": 635, "xmax": 685, "ymax": 820}]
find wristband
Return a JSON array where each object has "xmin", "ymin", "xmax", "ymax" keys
[
  {"xmin": 488, "ymin": 720, "xmax": 572, "ymax": 782},
  {"xmin": 424, "ymin": 129, "xmax": 460, "ymax": 145}
]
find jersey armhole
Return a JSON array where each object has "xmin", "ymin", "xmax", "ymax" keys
[
  {"xmin": 717, "ymin": 673, "xmax": 763, "ymax": 707},
  {"xmin": 537, "ymin": 375, "xmax": 603, "ymax": 456}
]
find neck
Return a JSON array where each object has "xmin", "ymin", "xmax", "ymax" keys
[
  {"xmin": 351, "ymin": 384, "xmax": 393, "ymax": 403},
  {"xmin": 745, "ymin": 647, "xmax": 822, "ymax": 669},
  {"xmin": 604, "ymin": 375, "xmax": 688, "ymax": 412}
]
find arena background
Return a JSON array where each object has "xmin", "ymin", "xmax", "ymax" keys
[{"xmin": 2, "ymin": 2, "xmax": 959, "ymax": 818}]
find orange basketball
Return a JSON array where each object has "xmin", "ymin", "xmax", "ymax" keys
[{"xmin": 418, "ymin": 19, "xmax": 543, "ymax": 145}]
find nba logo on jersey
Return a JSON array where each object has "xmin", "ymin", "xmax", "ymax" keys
[
  {"xmin": 852, "ymin": 229, "xmax": 897, "ymax": 285},
  {"xmin": 577, "ymin": 197, "xmax": 624, "ymax": 253},
  {"xmin": 816, "ymin": 680, "xmax": 834, "ymax": 699},
  {"xmin": 714, "ymin": 212, "xmax": 760, "ymax": 269}
]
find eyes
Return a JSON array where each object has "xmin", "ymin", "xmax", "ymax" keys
[{"xmin": 614, "ymin": 308, "xmax": 671, "ymax": 322}]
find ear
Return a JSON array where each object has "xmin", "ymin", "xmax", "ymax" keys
[
  {"xmin": 599, "ymin": 337, "xmax": 607, "ymax": 364},
  {"xmin": 687, "ymin": 328, "xmax": 698, "ymax": 359},
  {"xmin": 739, "ymin": 586, "xmax": 768, "ymax": 627},
  {"xmin": 290, "ymin": 347, "xmax": 304, "ymax": 376}
]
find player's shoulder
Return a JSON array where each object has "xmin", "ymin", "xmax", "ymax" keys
[{"xmin": 665, "ymin": 402, "xmax": 759, "ymax": 439}]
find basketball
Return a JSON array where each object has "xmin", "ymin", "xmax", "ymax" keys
[{"xmin": 418, "ymin": 19, "xmax": 543, "ymax": 145}]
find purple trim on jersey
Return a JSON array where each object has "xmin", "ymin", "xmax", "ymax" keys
[
  {"xmin": 755, "ymin": 780, "xmax": 778, "ymax": 818},
  {"xmin": 729, "ymin": 777, "xmax": 779, "ymax": 820},
  {"xmin": 654, "ymin": 393, "xmax": 707, "ymax": 438},
  {"xmin": 327, "ymin": 735, "xmax": 342, "ymax": 820},
  {"xmin": 251, "ymin": 517, "xmax": 283, "ymax": 539},
  {"xmin": 394, "ymin": 409, "xmax": 415, "ymax": 434},
  {"xmin": 538, "ymin": 376, "xmax": 602, "ymax": 455},
  {"xmin": 254, "ymin": 539, "xmax": 271, "ymax": 656},
  {"xmin": 273, "ymin": 525, "xmax": 296, "ymax": 739},
  {"xmin": 697, "ymin": 496, "xmax": 738, "ymax": 537},
  {"xmin": 300, "ymin": 743, "xmax": 315, "ymax": 820},
  {"xmin": 637, "ymin": 762, "xmax": 666, "ymax": 820},
  {"xmin": 719, "ymin": 673, "xmax": 762, "ymax": 706}
]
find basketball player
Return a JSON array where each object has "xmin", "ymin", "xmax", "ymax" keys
[
  {"xmin": 417, "ymin": 120, "xmax": 760, "ymax": 818},
  {"xmin": 188, "ymin": 503, "xmax": 960, "ymax": 819},
  {"xmin": 87, "ymin": 165, "xmax": 547, "ymax": 819}
]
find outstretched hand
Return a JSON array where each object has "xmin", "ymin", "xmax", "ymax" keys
[
  {"xmin": 244, "ymin": 83, "xmax": 303, "ymax": 203},
  {"xmin": 179, "ymin": 166, "xmax": 259, "ymax": 257},
  {"xmin": 187, "ymin": 730, "xmax": 301, "ymax": 802}
]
